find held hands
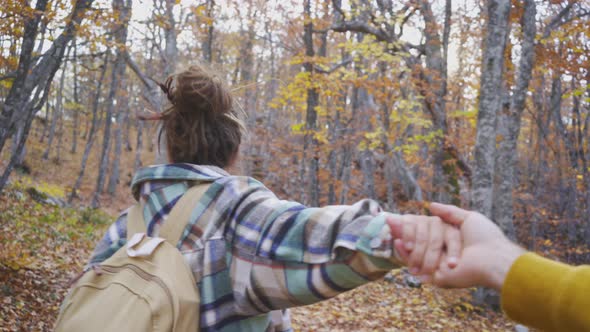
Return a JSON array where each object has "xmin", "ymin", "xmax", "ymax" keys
[
  {"xmin": 386, "ymin": 214, "xmax": 461, "ymax": 279},
  {"xmin": 388, "ymin": 203, "xmax": 526, "ymax": 291}
]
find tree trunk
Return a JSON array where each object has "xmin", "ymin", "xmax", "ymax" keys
[
  {"xmin": 71, "ymin": 41, "xmax": 80, "ymax": 154},
  {"xmin": 108, "ymin": 42, "xmax": 132, "ymax": 194},
  {"xmin": 0, "ymin": 0, "xmax": 49, "ymax": 154},
  {"xmin": 39, "ymin": 111, "xmax": 49, "ymax": 143},
  {"xmin": 0, "ymin": 0, "xmax": 94, "ymax": 193},
  {"xmin": 579, "ymin": 87, "xmax": 590, "ymax": 246},
  {"xmin": 303, "ymin": 0, "xmax": 320, "ymax": 206},
  {"xmin": 418, "ymin": 0, "xmax": 454, "ymax": 203},
  {"xmin": 471, "ymin": 0, "xmax": 511, "ymax": 216},
  {"xmin": 107, "ymin": 110, "xmax": 124, "ymax": 194},
  {"xmin": 69, "ymin": 55, "xmax": 109, "ymax": 203},
  {"xmin": 492, "ymin": 0, "xmax": 536, "ymax": 239},
  {"xmin": 0, "ymin": 79, "xmax": 53, "ymax": 191},
  {"xmin": 43, "ymin": 48, "xmax": 70, "ymax": 160},
  {"xmin": 550, "ymin": 74, "xmax": 570, "ymax": 215},
  {"xmin": 163, "ymin": 0, "xmax": 178, "ymax": 77},
  {"xmin": 10, "ymin": 122, "xmax": 28, "ymax": 168},
  {"xmin": 2, "ymin": 113, "xmax": 36, "ymax": 188},
  {"xmin": 42, "ymin": 104, "xmax": 58, "ymax": 160},
  {"xmin": 339, "ymin": 145, "xmax": 353, "ymax": 204},
  {"xmin": 135, "ymin": 117, "xmax": 144, "ymax": 171},
  {"xmin": 327, "ymin": 88, "xmax": 345, "ymax": 205},
  {"xmin": 532, "ymin": 78, "xmax": 551, "ymax": 199},
  {"xmin": 91, "ymin": 0, "xmax": 131, "ymax": 207},
  {"xmin": 378, "ymin": 63, "xmax": 422, "ymax": 207},
  {"xmin": 56, "ymin": 101, "xmax": 64, "ymax": 163},
  {"xmin": 239, "ymin": 7, "xmax": 257, "ymax": 176},
  {"xmin": 469, "ymin": 0, "xmax": 511, "ymax": 307},
  {"xmin": 260, "ymin": 16, "xmax": 278, "ymax": 177},
  {"xmin": 107, "ymin": 84, "xmax": 129, "ymax": 194},
  {"xmin": 355, "ymin": 87, "xmax": 376, "ymax": 200},
  {"xmin": 202, "ymin": 0, "xmax": 215, "ymax": 63},
  {"xmin": 124, "ymin": 108, "xmax": 133, "ymax": 152}
]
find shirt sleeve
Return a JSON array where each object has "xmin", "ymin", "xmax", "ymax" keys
[
  {"xmin": 220, "ymin": 176, "xmax": 402, "ymax": 314},
  {"xmin": 501, "ymin": 252, "xmax": 590, "ymax": 332},
  {"xmin": 86, "ymin": 212, "xmax": 128, "ymax": 267}
]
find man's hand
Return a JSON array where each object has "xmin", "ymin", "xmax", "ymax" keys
[
  {"xmin": 428, "ymin": 203, "xmax": 526, "ymax": 290},
  {"xmin": 386, "ymin": 214, "xmax": 462, "ymax": 279}
]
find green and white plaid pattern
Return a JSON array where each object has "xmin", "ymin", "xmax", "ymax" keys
[{"xmin": 89, "ymin": 163, "xmax": 401, "ymax": 331}]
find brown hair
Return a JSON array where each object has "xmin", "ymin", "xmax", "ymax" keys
[{"xmin": 152, "ymin": 65, "xmax": 245, "ymax": 168}]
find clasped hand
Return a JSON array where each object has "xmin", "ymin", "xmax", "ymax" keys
[{"xmin": 387, "ymin": 203, "xmax": 524, "ymax": 290}]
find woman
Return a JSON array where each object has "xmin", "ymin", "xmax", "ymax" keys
[{"xmin": 89, "ymin": 65, "xmax": 460, "ymax": 331}]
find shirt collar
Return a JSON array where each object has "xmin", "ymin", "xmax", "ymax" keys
[{"xmin": 131, "ymin": 163, "xmax": 229, "ymax": 200}]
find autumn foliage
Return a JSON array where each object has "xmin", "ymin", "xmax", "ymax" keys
[{"xmin": 1, "ymin": 0, "xmax": 589, "ymax": 330}]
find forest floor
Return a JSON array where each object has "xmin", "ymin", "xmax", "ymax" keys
[{"xmin": 0, "ymin": 123, "xmax": 540, "ymax": 331}]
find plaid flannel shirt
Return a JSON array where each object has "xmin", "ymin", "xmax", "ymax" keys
[{"xmin": 88, "ymin": 163, "xmax": 402, "ymax": 331}]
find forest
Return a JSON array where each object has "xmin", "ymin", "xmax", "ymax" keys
[{"xmin": 1, "ymin": 0, "xmax": 589, "ymax": 330}]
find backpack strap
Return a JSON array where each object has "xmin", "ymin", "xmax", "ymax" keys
[
  {"xmin": 158, "ymin": 182, "xmax": 212, "ymax": 246},
  {"xmin": 126, "ymin": 182, "xmax": 212, "ymax": 246},
  {"xmin": 127, "ymin": 205, "xmax": 146, "ymax": 240}
]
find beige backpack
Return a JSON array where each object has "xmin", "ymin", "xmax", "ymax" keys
[{"xmin": 55, "ymin": 184, "xmax": 210, "ymax": 332}]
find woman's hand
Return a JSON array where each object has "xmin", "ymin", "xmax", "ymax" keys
[{"xmin": 386, "ymin": 213, "xmax": 462, "ymax": 280}]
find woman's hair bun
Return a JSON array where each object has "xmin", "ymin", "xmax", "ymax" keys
[
  {"xmin": 162, "ymin": 65, "xmax": 232, "ymax": 118},
  {"xmin": 154, "ymin": 64, "xmax": 245, "ymax": 168}
]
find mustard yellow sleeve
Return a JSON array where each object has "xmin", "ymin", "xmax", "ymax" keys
[{"xmin": 501, "ymin": 252, "xmax": 590, "ymax": 332}]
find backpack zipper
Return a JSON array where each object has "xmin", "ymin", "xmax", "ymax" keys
[{"xmin": 95, "ymin": 264, "xmax": 175, "ymax": 317}]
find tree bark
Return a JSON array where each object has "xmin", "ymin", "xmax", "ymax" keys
[
  {"xmin": 71, "ymin": 41, "xmax": 80, "ymax": 154},
  {"xmin": 585, "ymin": 89, "xmax": 590, "ymax": 245},
  {"xmin": 42, "ymin": 105, "xmax": 59, "ymax": 160},
  {"xmin": 338, "ymin": 145, "xmax": 353, "ymax": 205},
  {"xmin": 163, "ymin": 0, "xmax": 178, "ymax": 77},
  {"xmin": 10, "ymin": 122, "xmax": 27, "ymax": 168},
  {"xmin": 202, "ymin": 0, "xmax": 215, "ymax": 63},
  {"xmin": 303, "ymin": 0, "xmax": 320, "ymax": 206},
  {"xmin": 492, "ymin": 0, "xmax": 536, "ymax": 239},
  {"xmin": 418, "ymin": 0, "xmax": 455, "ymax": 203},
  {"xmin": 135, "ymin": 117, "xmax": 144, "ymax": 171},
  {"xmin": 124, "ymin": 109, "xmax": 133, "ymax": 152},
  {"xmin": 107, "ymin": 106, "xmax": 126, "ymax": 194},
  {"xmin": 91, "ymin": 0, "xmax": 130, "ymax": 207},
  {"xmin": 355, "ymin": 86, "xmax": 376, "ymax": 200},
  {"xmin": 471, "ymin": 0, "xmax": 511, "ymax": 216},
  {"xmin": 0, "ymin": 76, "xmax": 54, "ymax": 191},
  {"xmin": 0, "ymin": 0, "xmax": 49, "ymax": 154},
  {"xmin": 69, "ymin": 55, "xmax": 109, "ymax": 203},
  {"xmin": 0, "ymin": 0, "xmax": 94, "ymax": 193},
  {"xmin": 43, "ymin": 47, "xmax": 70, "ymax": 161},
  {"xmin": 108, "ymin": 0, "xmax": 132, "ymax": 194},
  {"xmin": 124, "ymin": 53, "xmax": 161, "ymax": 112},
  {"xmin": 238, "ymin": 5, "xmax": 258, "ymax": 176}
]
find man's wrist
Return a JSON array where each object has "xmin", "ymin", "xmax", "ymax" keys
[{"xmin": 486, "ymin": 241, "xmax": 526, "ymax": 290}]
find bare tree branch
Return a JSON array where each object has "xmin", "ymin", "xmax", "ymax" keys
[
  {"xmin": 123, "ymin": 52, "xmax": 162, "ymax": 112},
  {"xmin": 331, "ymin": 20, "xmax": 392, "ymax": 42},
  {"xmin": 314, "ymin": 57, "xmax": 353, "ymax": 74},
  {"xmin": 0, "ymin": 73, "xmax": 17, "ymax": 81},
  {"xmin": 541, "ymin": 2, "xmax": 587, "ymax": 39}
]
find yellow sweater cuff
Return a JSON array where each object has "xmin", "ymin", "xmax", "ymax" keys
[{"xmin": 501, "ymin": 252, "xmax": 584, "ymax": 332}]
